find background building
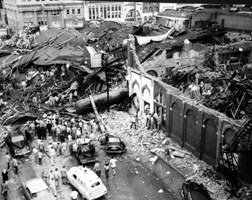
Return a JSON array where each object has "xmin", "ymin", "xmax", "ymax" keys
[
  {"xmin": 3, "ymin": 0, "xmax": 85, "ymax": 31},
  {"xmin": 2, "ymin": 1, "xmax": 209, "ymax": 32}
]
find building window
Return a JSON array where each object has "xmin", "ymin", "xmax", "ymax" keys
[
  {"xmin": 77, "ymin": 8, "xmax": 81, "ymax": 14},
  {"xmin": 96, "ymin": 7, "xmax": 98, "ymax": 19},
  {"xmin": 66, "ymin": 9, "xmax": 69, "ymax": 15},
  {"xmin": 72, "ymin": 9, "xmax": 75, "ymax": 14},
  {"xmin": 104, "ymin": 6, "xmax": 107, "ymax": 18},
  {"xmin": 89, "ymin": 7, "xmax": 92, "ymax": 19},
  {"xmin": 92, "ymin": 6, "xmax": 95, "ymax": 19},
  {"xmin": 51, "ymin": 10, "xmax": 60, "ymax": 16}
]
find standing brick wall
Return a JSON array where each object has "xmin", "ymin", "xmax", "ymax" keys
[{"xmin": 128, "ymin": 66, "xmax": 242, "ymax": 168}]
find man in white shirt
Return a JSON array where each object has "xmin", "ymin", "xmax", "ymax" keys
[
  {"xmin": 53, "ymin": 168, "xmax": 61, "ymax": 188},
  {"xmin": 109, "ymin": 157, "xmax": 118, "ymax": 176},
  {"xmin": 32, "ymin": 146, "xmax": 38, "ymax": 164},
  {"xmin": 49, "ymin": 147, "xmax": 56, "ymax": 166}
]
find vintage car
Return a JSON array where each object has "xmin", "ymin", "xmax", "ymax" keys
[
  {"xmin": 74, "ymin": 138, "xmax": 97, "ymax": 165},
  {"xmin": 22, "ymin": 178, "xmax": 56, "ymax": 200},
  {"xmin": 98, "ymin": 134, "xmax": 126, "ymax": 154},
  {"xmin": 67, "ymin": 166, "xmax": 107, "ymax": 200},
  {"xmin": 5, "ymin": 127, "xmax": 31, "ymax": 157},
  {"xmin": 181, "ymin": 181, "xmax": 212, "ymax": 200}
]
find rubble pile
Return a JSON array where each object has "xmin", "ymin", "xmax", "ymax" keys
[
  {"xmin": 101, "ymin": 109, "xmax": 243, "ymax": 200},
  {"xmin": 225, "ymin": 32, "xmax": 252, "ymax": 42},
  {"xmin": 0, "ymin": 27, "xmax": 127, "ymax": 125},
  {"xmin": 163, "ymin": 55, "xmax": 252, "ymax": 120}
]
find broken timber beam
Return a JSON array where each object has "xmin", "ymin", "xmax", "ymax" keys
[
  {"xmin": 89, "ymin": 95, "xmax": 106, "ymax": 134},
  {"xmin": 167, "ymin": 145, "xmax": 192, "ymax": 156}
]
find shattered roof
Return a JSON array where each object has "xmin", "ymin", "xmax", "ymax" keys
[
  {"xmin": 34, "ymin": 28, "xmax": 86, "ymax": 47},
  {"xmin": 157, "ymin": 10, "xmax": 193, "ymax": 19}
]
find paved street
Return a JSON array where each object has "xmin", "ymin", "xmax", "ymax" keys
[{"xmin": 0, "ymin": 139, "xmax": 177, "ymax": 200}]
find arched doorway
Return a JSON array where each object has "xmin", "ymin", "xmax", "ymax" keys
[
  {"xmin": 223, "ymin": 128, "xmax": 236, "ymax": 146},
  {"xmin": 142, "ymin": 86, "xmax": 150, "ymax": 114},
  {"xmin": 202, "ymin": 119, "xmax": 218, "ymax": 166},
  {"xmin": 132, "ymin": 82, "xmax": 140, "ymax": 108},
  {"xmin": 184, "ymin": 109, "xmax": 198, "ymax": 155},
  {"xmin": 126, "ymin": 9, "xmax": 141, "ymax": 21},
  {"xmin": 147, "ymin": 70, "xmax": 158, "ymax": 77},
  {"xmin": 171, "ymin": 102, "xmax": 182, "ymax": 145}
]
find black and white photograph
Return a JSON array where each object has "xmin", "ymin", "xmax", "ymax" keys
[{"xmin": 0, "ymin": 0, "xmax": 251, "ymax": 200}]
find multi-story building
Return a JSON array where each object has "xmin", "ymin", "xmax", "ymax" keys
[
  {"xmin": 3, "ymin": 0, "xmax": 146, "ymax": 31},
  {"xmin": 3, "ymin": 1, "xmax": 205, "ymax": 32},
  {"xmin": 3, "ymin": 0, "xmax": 85, "ymax": 31},
  {"xmin": 83, "ymin": 1, "xmax": 143, "ymax": 22}
]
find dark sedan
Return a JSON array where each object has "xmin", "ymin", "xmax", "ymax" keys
[
  {"xmin": 98, "ymin": 134, "xmax": 126, "ymax": 154},
  {"xmin": 181, "ymin": 181, "xmax": 212, "ymax": 200},
  {"xmin": 5, "ymin": 127, "xmax": 31, "ymax": 157}
]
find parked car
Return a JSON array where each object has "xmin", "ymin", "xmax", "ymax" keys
[
  {"xmin": 67, "ymin": 166, "xmax": 107, "ymax": 200},
  {"xmin": 181, "ymin": 181, "xmax": 212, "ymax": 200},
  {"xmin": 74, "ymin": 138, "xmax": 97, "ymax": 165},
  {"xmin": 98, "ymin": 134, "xmax": 126, "ymax": 154},
  {"xmin": 22, "ymin": 178, "xmax": 56, "ymax": 200},
  {"xmin": 5, "ymin": 127, "xmax": 31, "ymax": 157}
]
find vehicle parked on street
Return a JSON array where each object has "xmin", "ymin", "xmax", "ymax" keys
[
  {"xmin": 74, "ymin": 138, "xmax": 97, "ymax": 165},
  {"xmin": 98, "ymin": 134, "xmax": 126, "ymax": 154},
  {"xmin": 22, "ymin": 178, "xmax": 56, "ymax": 200},
  {"xmin": 5, "ymin": 127, "xmax": 31, "ymax": 157},
  {"xmin": 181, "ymin": 181, "xmax": 212, "ymax": 200},
  {"xmin": 67, "ymin": 166, "xmax": 107, "ymax": 200}
]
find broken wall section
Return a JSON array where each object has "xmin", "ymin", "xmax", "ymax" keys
[{"xmin": 128, "ymin": 66, "xmax": 243, "ymax": 168}]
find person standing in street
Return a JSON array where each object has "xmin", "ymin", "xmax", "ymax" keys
[
  {"xmin": 12, "ymin": 158, "xmax": 18, "ymax": 174},
  {"xmin": 38, "ymin": 150, "xmax": 43, "ymax": 165},
  {"xmin": 61, "ymin": 141, "xmax": 67, "ymax": 157},
  {"xmin": 49, "ymin": 178, "xmax": 57, "ymax": 197},
  {"xmin": 104, "ymin": 161, "xmax": 110, "ymax": 178},
  {"xmin": 53, "ymin": 168, "xmax": 61, "ymax": 188},
  {"xmin": 130, "ymin": 114, "xmax": 136, "ymax": 129},
  {"xmin": 93, "ymin": 161, "xmax": 101, "ymax": 177},
  {"xmin": 2, "ymin": 169, "xmax": 8, "ymax": 183},
  {"xmin": 1, "ymin": 181, "xmax": 9, "ymax": 200},
  {"xmin": 61, "ymin": 166, "xmax": 67, "ymax": 185},
  {"xmin": 109, "ymin": 157, "xmax": 118, "ymax": 176},
  {"xmin": 49, "ymin": 146, "xmax": 56, "ymax": 166},
  {"xmin": 33, "ymin": 146, "xmax": 39, "ymax": 164}
]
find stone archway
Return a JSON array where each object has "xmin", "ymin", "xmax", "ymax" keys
[
  {"xmin": 171, "ymin": 102, "xmax": 182, "ymax": 145},
  {"xmin": 184, "ymin": 109, "xmax": 198, "ymax": 154},
  {"xmin": 202, "ymin": 119, "xmax": 218, "ymax": 166},
  {"xmin": 147, "ymin": 70, "xmax": 158, "ymax": 77}
]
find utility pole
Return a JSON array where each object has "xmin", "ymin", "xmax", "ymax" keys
[{"xmin": 103, "ymin": 54, "xmax": 110, "ymax": 112}]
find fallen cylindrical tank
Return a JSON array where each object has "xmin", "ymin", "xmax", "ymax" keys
[{"xmin": 75, "ymin": 87, "xmax": 129, "ymax": 114}]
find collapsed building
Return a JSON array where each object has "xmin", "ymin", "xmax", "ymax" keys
[
  {"xmin": 0, "ymin": 7, "xmax": 252, "ymax": 199},
  {"xmin": 124, "ymin": 12, "xmax": 252, "ymax": 198}
]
